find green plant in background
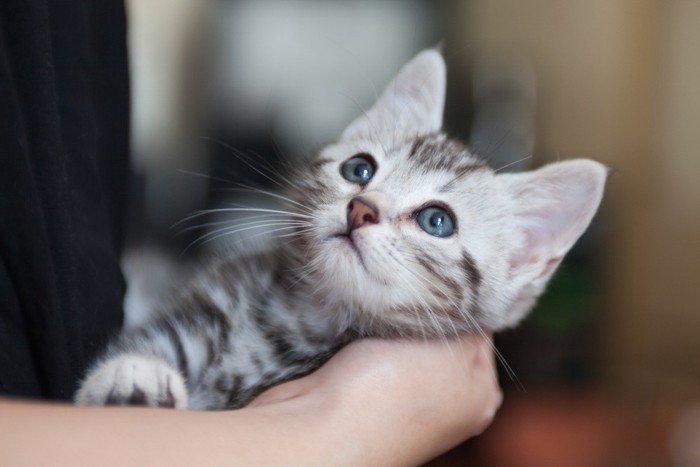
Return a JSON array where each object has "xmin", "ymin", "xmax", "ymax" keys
[{"xmin": 530, "ymin": 264, "xmax": 596, "ymax": 335}]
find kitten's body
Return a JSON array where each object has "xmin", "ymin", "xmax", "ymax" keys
[
  {"xmin": 102, "ymin": 253, "xmax": 348, "ymax": 409},
  {"xmin": 76, "ymin": 50, "xmax": 607, "ymax": 409}
]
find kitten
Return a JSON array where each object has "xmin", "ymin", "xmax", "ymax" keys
[{"xmin": 75, "ymin": 50, "xmax": 607, "ymax": 410}]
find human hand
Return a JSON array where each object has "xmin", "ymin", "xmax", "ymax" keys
[{"xmin": 250, "ymin": 334, "xmax": 502, "ymax": 466}]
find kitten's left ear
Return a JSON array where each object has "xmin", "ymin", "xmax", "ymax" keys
[
  {"xmin": 501, "ymin": 159, "xmax": 608, "ymax": 317},
  {"xmin": 341, "ymin": 49, "xmax": 446, "ymax": 142}
]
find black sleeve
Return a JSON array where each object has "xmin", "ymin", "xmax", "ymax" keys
[{"xmin": 0, "ymin": 0, "xmax": 130, "ymax": 400}]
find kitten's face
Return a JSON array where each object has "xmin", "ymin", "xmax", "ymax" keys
[
  {"xmin": 297, "ymin": 135, "xmax": 507, "ymax": 337},
  {"xmin": 288, "ymin": 50, "xmax": 607, "ymax": 337}
]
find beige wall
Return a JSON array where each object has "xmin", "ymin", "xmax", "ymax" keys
[{"xmin": 449, "ymin": 0, "xmax": 700, "ymax": 394}]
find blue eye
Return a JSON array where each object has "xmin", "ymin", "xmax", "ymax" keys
[
  {"xmin": 341, "ymin": 155, "xmax": 375, "ymax": 184},
  {"xmin": 416, "ymin": 206, "xmax": 455, "ymax": 237}
]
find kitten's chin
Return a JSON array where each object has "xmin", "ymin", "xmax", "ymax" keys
[
  {"xmin": 308, "ymin": 237, "xmax": 391, "ymax": 309},
  {"xmin": 323, "ymin": 233, "xmax": 392, "ymax": 288},
  {"xmin": 309, "ymin": 243, "xmax": 475, "ymax": 338}
]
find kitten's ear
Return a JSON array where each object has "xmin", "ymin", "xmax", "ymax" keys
[
  {"xmin": 502, "ymin": 159, "xmax": 608, "ymax": 310},
  {"xmin": 341, "ymin": 49, "xmax": 446, "ymax": 142}
]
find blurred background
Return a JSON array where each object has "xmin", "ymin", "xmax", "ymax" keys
[{"xmin": 124, "ymin": 0, "xmax": 700, "ymax": 465}]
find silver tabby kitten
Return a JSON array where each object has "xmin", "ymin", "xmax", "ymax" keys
[{"xmin": 75, "ymin": 50, "xmax": 607, "ymax": 409}]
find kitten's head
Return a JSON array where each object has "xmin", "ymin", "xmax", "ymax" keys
[{"xmin": 289, "ymin": 50, "xmax": 607, "ymax": 337}]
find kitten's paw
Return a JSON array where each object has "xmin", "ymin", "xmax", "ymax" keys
[{"xmin": 75, "ymin": 354, "xmax": 188, "ymax": 409}]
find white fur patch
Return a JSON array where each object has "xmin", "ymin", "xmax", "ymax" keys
[{"xmin": 75, "ymin": 354, "xmax": 188, "ymax": 409}]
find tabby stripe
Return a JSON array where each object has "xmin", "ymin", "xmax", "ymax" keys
[
  {"xmin": 252, "ymin": 294, "xmax": 273, "ymax": 331},
  {"xmin": 460, "ymin": 250, "xmax": 482, "ymax": 290},
  {"xmin": 189, "ymin": 293, "xmax": 233, "ymax": 357},
  {"xmin": 415, "ymin": 251, "xmax": 463, "ymax": 301},
  {"xmin": 252, "ymin": 296, "xmax": 305, "ymax": 366},
  {"xmin": 250, "ymin": 354, "xmax": 264, "ymax": 374},
  {"xmin": 191, "ymin": 292, "xmax": 232, "ymax": 330},
  {"xmin": 225, "ymin": 375, "xmax": 244, "ymax": 408},
  {"xmin": 460, "ymin": 249, "xmax": 483, "ymax": 320},
  {"xmin": 268, "ymin": 332, "xmax": 314, "ymax": 367},
  {"xmin": 214, "ymin": 376, "xmax": 229, "ymax": 394},
  {"xmin": 408, "ymin": 135, "xmax": 430, "ymax": 159},
  {"xmin": 205, "ymin": 337, "xmax": 217, "ymax": 368},
  {"xmin": 159, "ymin": 319, "xmax": 189, "ymax": 376}
]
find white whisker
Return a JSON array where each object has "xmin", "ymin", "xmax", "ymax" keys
[
  {"xmin": 177, "ymin": 217, "xmax": 306, "ymax": 235},
  {"xmin": 494, "ymin": 154, "xmax": 532, "ymax": 173},
  {"xmin": 201, "ymin": 137, "xmax": 297, "ymax": 189},
  {"xmin": 397, "ymin": 247, "xmax": 523, "ymax": 389},
  {"xmin": 184, "ymin": 224, "xmax": 306, "ymax": 253},
  {"xmin": 217, "ymin": 186, "xmax": 313, "ymax": 214}
]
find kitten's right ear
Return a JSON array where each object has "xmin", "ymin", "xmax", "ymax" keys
[
  {"xmin": 341, "ymin": 49, "xmax": 446, "ymax": 143},
  {"xmin": 499, "ymin": 159, "xmax": 608, "ymax": 322}
]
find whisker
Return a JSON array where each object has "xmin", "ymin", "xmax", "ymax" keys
[
  {"xmin": 171, "ymin": 207, "xmax": 313, "ymax": 233},
  {"xmin": 192, "ymin": 220, "xmax": 309, "ymax": 243},
  {"xmin": 277, "ymin": 226, "xmax": 318, "ymax": 239},
  {"xmin": 211, "ymin": 206, "xmax": 314, "ymax": 219},
  {"xmin": 201, "ymin": 137, "xmax": 296, "ymax": 189},
  {"xmin": 184, "ymin": 224, "xmax": 305, "ymax": 253},
  {"xmin": 494, "ymin": 154, "xmax": 533, "ymax": 173},
  {"xmin": 176, "ymin": 216, "xmax": 305, "ymax": 234},
  {"xmin": 398, "ymin": 248, "xmax": 523, "ymax": 389},
  {"xmin": 216, "ymin": 186, "xmax": 313, "ymax": 214}
]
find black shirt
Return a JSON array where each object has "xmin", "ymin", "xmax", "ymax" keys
[{"xmin": 0, "ymin": 0, "xmax": 129, "ymax": 400}]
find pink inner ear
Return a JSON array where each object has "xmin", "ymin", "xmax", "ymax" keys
[
  {"xmin": 508, "ymin": 204, "xmax": 580, "ymax": 275},
  {"xmin": 509, "ymin": 225, "xmax": 546, "ymax": 271},
  {"xmin": 502, "ymin": 159, "xmax": 606, "ymax": 316},
  {"xmin": 541, "ymin": 255, "xmax": 563, "ymax": 279}
]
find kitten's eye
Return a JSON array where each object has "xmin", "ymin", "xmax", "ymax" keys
[
  {"xmin": 416, "ymin": 206, "xmax": 455, "ymax": 237},
  {"xmin": 341, "ymin": 154, "xmax": 375, "ymax": 184}
]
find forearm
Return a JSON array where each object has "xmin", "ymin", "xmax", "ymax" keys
[
  {"xmin": 0, "ymin": 397, "xmax": 338, "ymax": 466},
  {"xmin": 0, "ymin": 390, "xmax": 424, "ymax": 467}
]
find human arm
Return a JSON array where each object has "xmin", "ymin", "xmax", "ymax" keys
[{"xmin": 0, "ymin": 334, "xmax": 501, "ymax": 467}]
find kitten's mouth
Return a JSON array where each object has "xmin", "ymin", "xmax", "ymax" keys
[
  {"xmin": 331, "ymin": 232, "xmax": 367, "ymax": 268},
  {"xmin": 329, "ymin": 231, "xmax": 392, "ymax": 286}
]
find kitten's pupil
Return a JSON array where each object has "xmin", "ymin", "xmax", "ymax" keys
[
  {"xmin": 416, "ymin": 206, "xmax": 455, "ymax": 237},
  {"xmin": 354, "ymin": 164, "xmax": 370, "ymax": 180},
  {"xmin": 341, "ymin": 154, "xmax": 375, "ymax": 184}
]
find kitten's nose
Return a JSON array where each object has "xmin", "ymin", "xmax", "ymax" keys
[{"xmin": 347, "ymin": 197, "xmax": 379, "ymax": 232}]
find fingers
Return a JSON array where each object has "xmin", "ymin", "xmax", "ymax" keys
[
  {"xmin": 465, "ymin": 334, "xmax": 503, "ymax": 436},
  {"xmin": 423, "ymin": 333, "xmax": 501, "ymax": 440}
]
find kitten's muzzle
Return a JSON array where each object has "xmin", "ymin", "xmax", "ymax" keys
[{"xmin": 347, "ymin": 196, "xmax": 379, "ymax": 233}]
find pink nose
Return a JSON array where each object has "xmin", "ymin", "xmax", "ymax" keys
[{"xmin": 347, "ymin": 197, "xmax": 379, "ymax": 232}]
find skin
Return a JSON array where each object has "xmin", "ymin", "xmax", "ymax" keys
[{"xmin": 0, "ymin": 334, "xmax": 501, "ymax": 467}]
